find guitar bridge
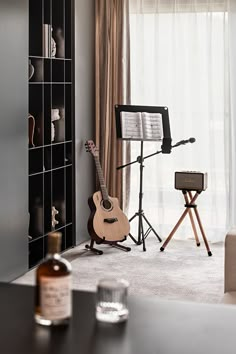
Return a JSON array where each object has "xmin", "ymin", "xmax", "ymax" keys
[{"xmin": 104, "ymin": 218, "xmax": 118, "ymax": 224}]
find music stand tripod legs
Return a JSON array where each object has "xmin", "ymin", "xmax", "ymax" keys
[
  {"xmin": 129, "ymin": 141, "xmax": 162, "ymax": 251},
  {"xmin": 160, "ymin": 190, "xmax": 212, "ymax": 256}
]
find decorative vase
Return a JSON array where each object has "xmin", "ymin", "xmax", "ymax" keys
[
  {"xmin": 53, "ymin": 28, "xmax": 65, "ymax": 58},
  {"xmin": 54, "ymin": 200, "xmax": 66, "ymax": 225},
  {"xmin": 51, "ymin": 108, "xmax": 60, "ymax": 142},
  {"xmin": 54, "ymin": 108, "xmax": 65, "ymax": 142},
  {"xmin": 51, "ymin": 27, "xmax": 57, "ymax": 58},
  {"xmin": 28, "ymin": 59, "xmax": 35, "ymax": 80},
  {"xmin": 28, "ymin": 113, "xmax": 35, "ymax": 148},
  {"xmin": 51, "ymin": 122, "xmax": 55, "ymax": 142},
  {"xmin": 51, "ymin": 108, "xmax": 60, "ymax": 122},
  {"xmin": 52, "ymin": 206, "xmax": 59, "ymax": 229}
]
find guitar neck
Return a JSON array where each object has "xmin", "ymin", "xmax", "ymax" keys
[{"xmin": 94, "ymin": 156, "xmax": 109, "ymax": 201}]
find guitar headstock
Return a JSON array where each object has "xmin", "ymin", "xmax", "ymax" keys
[{"xmin": 85, "ymin": 140, "xmax": 99, "ymax": 157}]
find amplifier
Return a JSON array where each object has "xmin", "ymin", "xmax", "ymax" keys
[{"xmin": 175, "ymin": 171, "xmax": 208, "ymax": 191}]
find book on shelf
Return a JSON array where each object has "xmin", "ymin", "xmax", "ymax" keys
[{"xmin": 120, "ymin": 111, "xmax": 163, "ymax": 141}]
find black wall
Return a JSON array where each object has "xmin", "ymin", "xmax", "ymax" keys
[{"xmin": 0, "ymin": 0, "xmax": 28, "ymax": 280}]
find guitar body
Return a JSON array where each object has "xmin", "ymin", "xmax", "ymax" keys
[{"xmin": 88, "ymin": 191, "xmax": 130, "ymax": 243}]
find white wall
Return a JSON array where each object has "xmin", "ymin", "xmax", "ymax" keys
[{"xmin": 74, "ymin": 0, "xmax": 95, "ymax": 244}]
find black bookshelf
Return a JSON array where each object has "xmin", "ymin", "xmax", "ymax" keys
[{"xmin": 28, "ymin": 0, "xmax": 75, "ymax": 268}]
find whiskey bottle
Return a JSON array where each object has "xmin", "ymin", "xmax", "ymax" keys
[{"xmin": 34, "ymin": 232, "xmax": 72, "ymax": 326}]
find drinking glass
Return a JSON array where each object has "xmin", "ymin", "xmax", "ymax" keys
[{"xmin": 96, "ymin": 278, "xmax": 129, "ymax": 323}]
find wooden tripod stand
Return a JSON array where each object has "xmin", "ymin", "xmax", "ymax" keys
[{"xmin": 160, "ymin": 190, "xmax": 212, "ymax": 256}]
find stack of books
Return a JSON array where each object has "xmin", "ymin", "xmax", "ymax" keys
[
  {"xmin": 42, "ymin": 24, "xmax": 56, "ymax": 57},
  {"xmin": 42, "ymin": 24, "xmax": 51, "ymax": 57}
]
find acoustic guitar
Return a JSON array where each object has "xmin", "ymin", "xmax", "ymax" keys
[{"xmin": 85, "ymin": 140, "xmax": 130, "ymax": 245}]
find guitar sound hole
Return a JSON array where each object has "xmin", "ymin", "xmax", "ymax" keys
[{"xmin": 102, "ymin": 199, "xmax": 112, "ymax": 210}]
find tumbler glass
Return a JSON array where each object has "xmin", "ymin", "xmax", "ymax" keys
[{"xmin": 96, "ymin": 278, "xmax": 129, "ymax": 323}]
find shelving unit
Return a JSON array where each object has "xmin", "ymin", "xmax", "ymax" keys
[{"xmin": 28, "ymin": 0, "xmax": 75, "ymax": 268}]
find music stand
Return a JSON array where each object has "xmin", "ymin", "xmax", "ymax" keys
[{"xmin": 115, "ymin": 104, "xmax": 172, "ymax": 251}]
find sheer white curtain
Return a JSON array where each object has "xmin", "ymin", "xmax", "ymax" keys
[{"xmin": 128, "ymin": 0, "xmax": 236, "ymax": 242}]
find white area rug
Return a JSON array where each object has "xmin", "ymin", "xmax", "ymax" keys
[{"xmin": 14, "ymin": 237, "xmax": 224, "ymax": 304}]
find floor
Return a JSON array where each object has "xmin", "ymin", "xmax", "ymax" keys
[{"xmin": 15, "ymin": 236, "xmax": 224, "ymax": 304}]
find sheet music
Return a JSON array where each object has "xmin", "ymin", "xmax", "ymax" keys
[
  {"xmin": 142, "ymin": 112, "xmax": 163, "ymax": 140},
  {"xmin": 120, "ymin": 111, "xmax": 143, "ymax": 139},
  {"xmin": 120, "ymin": 111, "xmax": 163, "ymax": 141}
]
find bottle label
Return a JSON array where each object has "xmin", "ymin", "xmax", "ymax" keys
[{"xmin": 40, "ymin": 275, "xmax": 72, "ymax": 320}]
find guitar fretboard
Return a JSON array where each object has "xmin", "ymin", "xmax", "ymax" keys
[{"xmin": 94, "ymin": 156, "xmax": 109, "ymax": 201}]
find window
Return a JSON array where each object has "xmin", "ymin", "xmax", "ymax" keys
[{"xmin": 128, "ymin": 1, "xmax": 229, "ymax": 242}]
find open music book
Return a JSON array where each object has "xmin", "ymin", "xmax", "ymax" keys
[{"xmin": 120, "ymin": 111, "xmax": 163, "ymax": 141}]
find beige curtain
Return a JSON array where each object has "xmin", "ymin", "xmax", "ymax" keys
[{"xmin": 95, "ymin": 0, "xmax": 131, "ymax": 209}]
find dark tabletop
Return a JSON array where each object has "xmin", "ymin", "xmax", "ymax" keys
[{"xmin": 0, "ymin": 282, "xmax": 236, "ymax": 354}]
